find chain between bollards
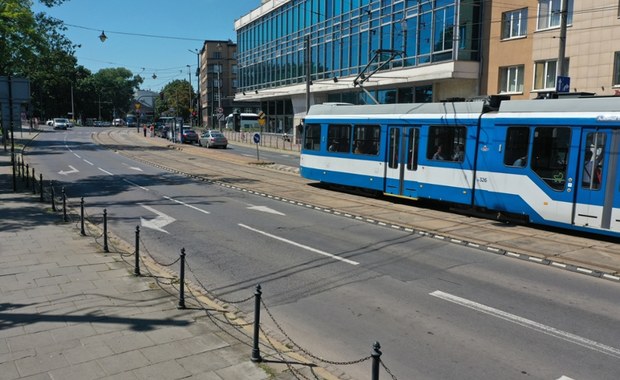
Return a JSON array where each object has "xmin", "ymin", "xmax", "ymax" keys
[
  {"xmin": 80, "ymin": 198, "xmax": 86, "ymax": 236},
  {"xmin": 251, "ymin": 284, "xmax": 263, "ymax": 362},
  {"xmin": 177, "ymin": 248, "xmax": 186, "ymax": 309},
  {"xmin": 62, "ymin": 187, "xmax": 67, "ymax": 222},
  {"xmin": 103, "ymin": 209, "xmax": 109, "ymax": 253},
  {"xmin": 134, "ymin": 226, "xmax": 141, "ymax": 276},
  {"xmin": 371, "ymin": 341, "xmax": 382, "ymax": 380}
]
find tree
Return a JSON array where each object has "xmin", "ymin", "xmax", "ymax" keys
[
  {"xmin": 158, "ymin": 80, "xmax": 193, "ymax": 121},
  {"xmin": 77, "ymin": 68, "xmax": 143, "ymax": 120}
]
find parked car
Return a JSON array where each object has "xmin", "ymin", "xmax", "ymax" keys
[
  {"xmin": 46, "ymin": 119, "xmax": 53, "ymax": 126},
  {"xmin": 180, "ymin": 128, "xmax": 199, "ymax": 144},
  {"xmin": 112, "ymin": 118, "xmax": 125, "ymax": 126},
  {"xmin": 52, "ymin": 118, "xmax": 70, "ymax": 130},
  {"xmin": 199, "ymin": 130, "xmax": 228, "ymax": 149}
]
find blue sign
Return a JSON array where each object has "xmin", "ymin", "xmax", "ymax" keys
[
  {"xmin": 556, "ymin": 76, "xmax": 570, "ymax": 93},
  {"xmin": 253, "ymin": 133, "xmax": 261, "ymax": 144}
]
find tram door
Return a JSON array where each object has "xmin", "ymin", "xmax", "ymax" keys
[
  {"xmin": 384, "ymin": 127, "xmax": 419, "ymax": 198},
  {"xmin": 573, "ymin": 129, "xmax": 619, "ymax": 231}
]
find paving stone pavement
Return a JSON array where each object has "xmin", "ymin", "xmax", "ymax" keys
[{"xmin": 0, "ymin": 140, "xmax": 329, "ymax": 380}]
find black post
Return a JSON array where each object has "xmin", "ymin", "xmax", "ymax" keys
[
  {"xmin": 62, "ymin": 187, "xmax": 67, "ymax": 222},
  {"xmin": 50, "ymin": 181, "xmax": 56, "ymax": 211},
  {"xmin": 134, "ymin": 226, "xmax": 141, "ymax": 276},
  {"xmin": 178, "ymin": 248, "xmax": 186, "ymax": 309},
  {"xmin": 371, "ymin": 341, "xmax": 382, "ymax": 380},
  {"xmin": 103, "ymin": 209, "xmax": 109, "ymax": 253},
  {"xmin": 20, "ymin": 159, "xmax": 24, "ymax": 181},
  {"xmin": 31, "ymin": 168, "xmax": 36, "ymax": 194},
  {"xmin": 11, "ymin": 153, "xmax": 16, "ymax": 192},
  {"xmin": 80, "ymin": 197, "xmax": 86, "ymax": 236},
  {"xmin": 25, "ymin": 164, "xmax": 29, "ymax": 186},
  {"xmin": 251, "ymin": 284, "xmax": 263, "ymax": 362},
  {"xmin": 39, "ymin": 174, "xmax": 43, "ymax": 202}
]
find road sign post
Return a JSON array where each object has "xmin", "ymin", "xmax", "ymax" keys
[{"xmin": 253, "ymin": 132, "xmax": 261, "ymax": 161}]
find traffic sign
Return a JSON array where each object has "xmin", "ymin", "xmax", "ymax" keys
[
  {"xmin": 258, "ymin": 118, "xmax": 266, "ymax": 126},
  {"xmin": 258, "ymin": 110, "xmax": 265, "ymax": 119},
  {"xmin": 217, "ymin": 107, "xmax": 224, "ymax": 113},
  {"xmin": 135, "ymin": 102, "xmax": 141, "ymax": 110},
  {"xmin": 253, "ymin": 133, "xmax": 261, "ymax": 144}
]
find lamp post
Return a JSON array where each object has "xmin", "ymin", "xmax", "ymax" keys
[
  {"xmin": 217, "ymin": 43, "xmax": 223, "ymax": 131},
  {"xmin": 188, "ymin": 49, "xmax": 201, "ymax": 128},
  {"xmin": 186, "ymin": 65, "xmax": 192, "ymax": 126}
]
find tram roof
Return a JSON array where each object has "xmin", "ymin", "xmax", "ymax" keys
[
  {"xmin": 307, "ymin": 102, "xmax": 486, "ymax": 116},
  {"xmin": 499, "ymin": 96, "xmax": 620, "ymax": 113}
]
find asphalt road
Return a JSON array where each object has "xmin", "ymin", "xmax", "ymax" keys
[{"xmin": 24, "ymin": 127, "xmax": 620, "ymax": 380}]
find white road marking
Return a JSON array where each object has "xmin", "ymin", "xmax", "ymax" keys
[
  {"xmin": 122, "ymin": 178, "xmax": 149, "ymax": 191},
  {"xmin": 557, "ymin": 376, "xmax": 575, "ymax": 380},
  {"xmin": 83, "ymin": 159, "xmax": 94, "ymax": 166},
  {"xmin": 122, "ymin": 163, "xmax": 143, "ymax": 171},
  {"xmin": 430, "ymin": 290, "xmax": 620, "ymax": 359},
  {"xmin": 58, "ymin": 165, "xmax": 79, "ymax": 175},
  {"xmin": 163, "ymin": 195, "xmax": 210, "ymax": 214},
  {"xmin": 238, "ymin": 223, "xmax": 359, "ymax": 265},
  {"xmin": 139, "ymin": 204, "xmax": 176, "ymax": 234},
  {"xmin": 247, "ymin": 204, "xmax": 285, "ymax": 215},
  {"xmin": 73, "ymin": 153, "xmax": 81, "ymax": 158},
  {"xmin": 98, "ymin": 168, "xmax": 114, "ymax": 176}
]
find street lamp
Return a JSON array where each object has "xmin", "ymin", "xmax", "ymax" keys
[
  {"xmin": 99, "ymin": 31, "xmax": 107, "ymax": 42},
  {"xmin": 217, "ymin": 43, "xmax": 223, "ymax": 131},
  {"xmin": 188, "ymin": 49, "xmax": 201, "ymax": 127}
]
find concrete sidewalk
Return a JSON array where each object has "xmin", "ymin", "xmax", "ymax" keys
[{"xmin": 0, "ymin": 144, "xmax": 319, "ymax": 379}]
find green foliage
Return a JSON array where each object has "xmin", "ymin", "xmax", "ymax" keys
[
  {"xmin": 77, "ymin": 68, "xmax": 143, "ymax": 120},
  {"xmin": 158, "ymin": 79, "xmax": 194, "ymax": 121}
]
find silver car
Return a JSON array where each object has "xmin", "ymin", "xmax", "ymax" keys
[
  {"xmin": 199, "ymin": 130, "xmax": 228, "ymax": 149},
  {"xmin": 53, "ymin": 118, "xmax": 70, "ymax": 130}
]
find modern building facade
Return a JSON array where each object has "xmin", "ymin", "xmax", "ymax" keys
[{"xmin": 234, "ymin": 0, "xmax": 483, "ymax": 133}]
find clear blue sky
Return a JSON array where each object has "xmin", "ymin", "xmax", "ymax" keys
[{"xmin": 32, "ymin": 0, "xmax": 260, "ymax": 92}]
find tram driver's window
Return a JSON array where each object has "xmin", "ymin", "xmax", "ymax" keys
[
  {"xmin": 504, "ymin": 127, "xmax": 530, "ymax": 167},
  {"xmin": 582, "ymin": 132, "xmax": 606, "ymax": 190},
  {"xmin": 531, "ymin": 127, "xmax": 571, "ymax": 190},
  {"xmin": 303, "ymin": 124, "xmax": 321, "ymax": 151},
  {"xmin": 327, "ymin": 124, "xmax": 352, "ymax": 153}
]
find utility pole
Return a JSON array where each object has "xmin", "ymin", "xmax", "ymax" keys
[
  {"xmin": 557, "ymin": 0, "xmax": 569, "ymax": 77},
  {"xmin": 305, "ymin": 35, "xmax": 311, "ymax": 115},
  {"xmin": 187, "ymin": 65, "xmax": 192, "ymax": 126}
]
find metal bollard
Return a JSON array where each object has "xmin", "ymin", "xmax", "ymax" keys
[
  {"xmin": 103, "ymin": 209, "xmax": 109, "ymax": 253},
  {"xmin": 20, "ymin": 159, "xmax": 24, "ymax": 180},
  {"xmin": 25, "ymin": 164, "xmax": 29, "ymax": 186},
  {"xmin": 11, "ymin": 153, "xmax": 16, "ymax": 192},
  {"xmin": 251, "ymin": 284, "xmax": 263, "ymax": 362},
  {"xmin": 39, "ymin": 174, "xmax": 44, "ymax": 202},
  {"xmin": 31, "ymin": 168, "xmax": 36, "ymax": 194},
  {"xmin": 371, "ymin": 342, "xmax": 382, "ymax": 380},
  {"xmin": 62, "ymin": 187, "xmax": 67, "ymax": 222},
  {"xmin": 50, "ymin": 181, "xmax": 56, "ymax": 211},
  {"xmin": 134, "ymin": 226, "xmax": 141, "ymax": 276},
  {"xmin": 80, "ymin": 197, "xmax": 86, "ymax": 236},
  {"xmin": 177, "ymin": 248, "xmax": 186, "ymax": 309}
]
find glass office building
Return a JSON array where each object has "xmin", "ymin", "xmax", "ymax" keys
[{"xmin": 235, "ymin": 0, "xmax": 482, "ymax": 132}]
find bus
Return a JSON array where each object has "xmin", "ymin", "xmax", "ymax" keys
[
  {"xmin": 126, "ymin": 114, "xmax": 137, "ymax": 129},
  {"xmin": 225, "ymin": 113, "xmax": 260, "ymax": 131}
]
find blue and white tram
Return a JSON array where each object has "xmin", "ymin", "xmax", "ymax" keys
[{"xmin": 300, "ymin": 97, "xmax": 620, "ymax": 238}]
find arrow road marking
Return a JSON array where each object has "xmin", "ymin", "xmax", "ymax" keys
[
  {"xmin": 139, "ymin": 204, "xmax": 176, "ymax": 234},
  {"xmin": 122, "ymin": 163, "xmax": 143, "ymax": 171},
  {"xmin": 58, "ymin": 165, "xmax": 79, "ymax": 175},
  {"xmin": 247, "ymin": 204, "xmax": 285, "ymax": 216},
  {"xmin": 430, "ymin": 290, "xmax": 620, "ymax": 359},
  {"xmin": 238, "ymin": 223, "xmax": 359, "ymax": 265}
]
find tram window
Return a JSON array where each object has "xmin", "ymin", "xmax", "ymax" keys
[
  {"xmin": 531, "ymin": 127, "xmax": 571, "ymax": 191},
  {"xmin": 353, "ymin": 125, "xmax": 380, "ymax": 155},
  {"xmin": 581, "ymin": 132, "xmax": 606, "ymax": 190},
  {"xmin": 388, "ymin": 128, "xmax": 400, "ymax": 169},
  {"xmin": 406, "ymin": 128, "xmax": 419, "ymax": 171},
  {"xmin": 327, "ymin": 124, "xmax": 352, "ymax": 153},
  {"xmin": 303, "ymin": 124, "xmax": 321, "ymax": 151},
  {"xmin": 427, "ymin": 126, "xmax": 466, "ymax": 162},
  {"xmin": 504, "ymin": 127, "xmax": 530, "ymax": 167}
]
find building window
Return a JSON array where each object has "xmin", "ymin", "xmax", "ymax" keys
[
  {"xmin": 499, "ymin": 65, "xmax": 525, "ymax": 94},
  {"xmin": 501, "ymin": 8, "xmax": 527, "ymax": 39},
  {"xmin": 213, "ymin": 51, "xmax": 222, "ymax": 59},
  {"xmin": 537, "ymin": 0, "xmax": 573, "ymax": 30},
  {"xmin": 613, "ymin": 52, "xmax": 620, "ymax": 85},
  {"xmin": 534, "ymin": 59, "xmax": 558, "ymax": 90}
]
